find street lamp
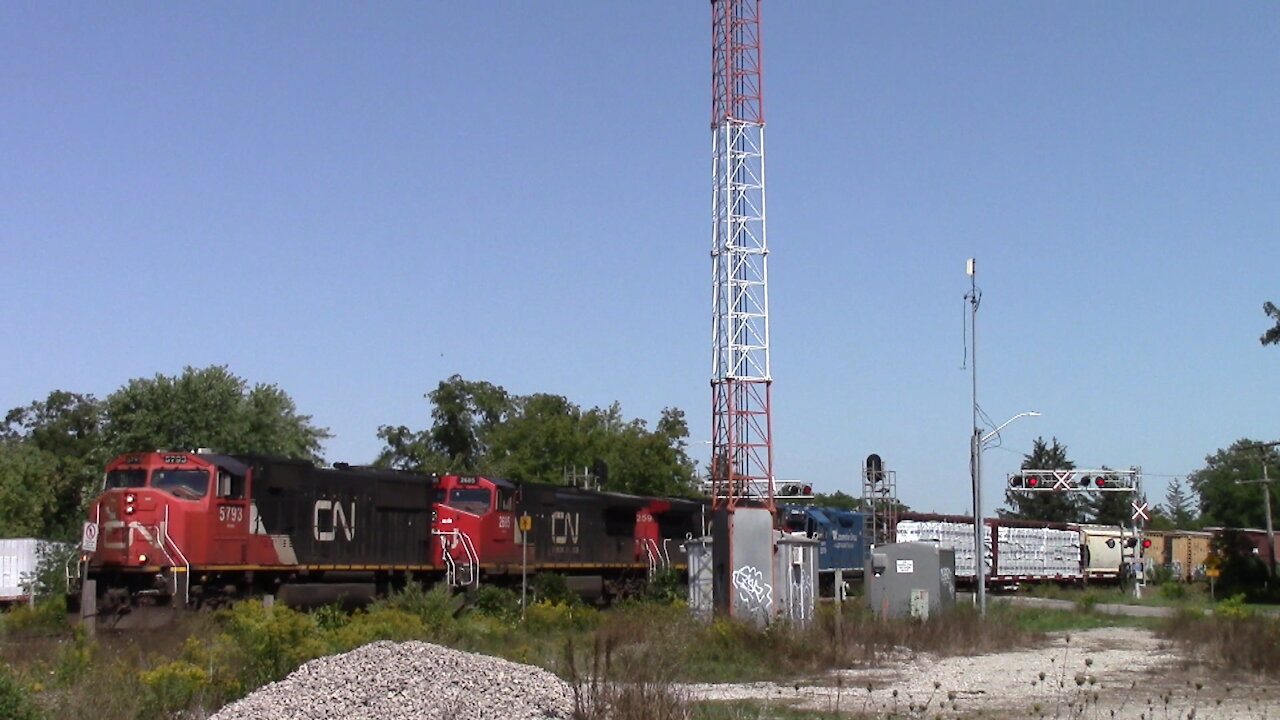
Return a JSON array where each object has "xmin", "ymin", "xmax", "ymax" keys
[{"xmin": 971, "ymin": 411, "xmax": 1040, "ymax": 616}]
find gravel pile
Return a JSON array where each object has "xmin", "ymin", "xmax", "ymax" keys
[{"xmin": 211, "ymin": 641, "xmax": 575, "ymax": 720}]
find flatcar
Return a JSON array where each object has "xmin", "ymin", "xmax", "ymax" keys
[{"xmin": 78, "ymin": 451, "xmax": 705, "ymax": 615}]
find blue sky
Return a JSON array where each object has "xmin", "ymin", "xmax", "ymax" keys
[{"xmin": 3, "ymin": 3, "xmax": 1277, "ymax": 514}]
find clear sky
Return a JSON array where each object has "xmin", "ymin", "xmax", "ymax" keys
[{"xmin": 3, "ymin": 3, "xmax": 1277, "ymax": 514}]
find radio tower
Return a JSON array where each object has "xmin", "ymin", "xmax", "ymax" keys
[{"xmin": 710, "ymin": 0, "xmax": 772, "ymax": 511}]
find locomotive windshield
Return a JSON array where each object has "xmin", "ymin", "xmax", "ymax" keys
[
  {"xmin": 447, "ymin": 488, "xmax": 491, "ymax": 514},
  {"xmin": 152, "ymin": 469, "xmax": 210, "ymax": 500},
  {"xmin": 104, "ymin": 469, "xmax": 147, "ymax": 490}
]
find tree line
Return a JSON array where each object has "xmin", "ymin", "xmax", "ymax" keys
[{"xmin": 0, "ymin": 368, "xmax": 697, "ymax": 541}]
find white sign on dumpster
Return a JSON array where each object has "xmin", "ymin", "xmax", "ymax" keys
[{"xmin": 896, "ymin": 559, "xmax": 914, "ymax": 574}]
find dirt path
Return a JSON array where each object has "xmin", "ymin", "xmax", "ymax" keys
[{"xmin": 682, "ymin": 626, "xmax": 1280, "ymax": 719}]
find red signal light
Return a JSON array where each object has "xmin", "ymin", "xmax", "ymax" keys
[
  {"xmin": 1142, "ymin": 539, "xmax": 1152, "ymax": 549},
  {"xmin": 1027, "ymin": 476, "xmax": 1039, "ymax": 488}
]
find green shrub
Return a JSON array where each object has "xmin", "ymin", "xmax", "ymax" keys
[
  {"xmin": 1, "ymin": 596, "xmax": 67, "ymax": 636},
  {"xmin": 328, "ymin": 607, "xmax": 426, "ymax": 650},
  {"xmin": 1077, "ymin": 592, "xmax": 1098, "ymax": 614},
  {"xmin": 139, "ymin": 660, "xmax": 208, "ymax": 714},
  {"xmin": 0, "ymin": 665, "xmax": 41, "ymax": 720},
  {"xmin": 53, "ymin": 625, "xmax": 93, "ymax": 685},
  {"xmin": 1157, "ymin": 580, "xmax": 1187, "ymax": 601},
  {"xmin": 376, "ymin": 583, "xmax": 464, "ymax": 637},
  {"xmin": 217, "ymin": 600, "xmax": 328, "ymax": 689},
  {"xmin": 1214, "ymin": 593, "xmax": 1255, "ymax": 621},
  {"xmin": 530, "ymin": 574, "xmax": 579, "ymax": 606},
  {"xmin": 472, "ymin": 585, "xmax": 521, "ymax": 619},
  {"xmin": 524, "ymin": 601, "xmax": 601, "ymax": 634}
]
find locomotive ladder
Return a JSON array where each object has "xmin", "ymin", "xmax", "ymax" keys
[
  {"xmin": 641, "ymin": 538, "xmax": 665, "ymax": 579},
  {"xmin": 433, "ymin": 530, "xmax": 479, "ymax": 589}
]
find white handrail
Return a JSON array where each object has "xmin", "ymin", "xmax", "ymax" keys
[{"xmin": 160, "ymin": 506, "xmax": 191, "ymax": 605}]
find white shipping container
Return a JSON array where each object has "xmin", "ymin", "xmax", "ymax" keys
[{"xmin": 0, "ymin": 539, "xmax": 63, "ymax": 601}]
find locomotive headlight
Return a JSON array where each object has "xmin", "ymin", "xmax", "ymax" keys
[
  {"xmin": 125, "ymin": 493, "xmax": 136, "ymax": 504},
  {"xmin": 138, "ymin": 554, "xmax": 148, "ymax": 564},
  {"xmin": 126, "ymin": 505, "xmax": 135, "ymax": 515}
]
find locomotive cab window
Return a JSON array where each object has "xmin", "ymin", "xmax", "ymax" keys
[
  {"xmin": 497, "ymin": 488, "xmax": 514, "ymax": 512},
  {"xmin": 104, "ymin": 469, "xmax": 147, "ymax": 490},
  {"xmin": 152, "ymin": 469, "xmax": 210, "ymax": 501},
  {"xmin": 447, "ymin": 488, "xmax": 491, "ymax": 514},
  {"xmin": 216, "ymin": 470, "xmax": 245, "ymax": 500}
]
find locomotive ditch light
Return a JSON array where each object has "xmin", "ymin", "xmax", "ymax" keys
[
  {"xmin": 138, "ymin": 554, "xmax": 148, "ymax": 564},
  {"xmin": 126, "ymin": 505, "xmax": 135, "ymax": 515},
  {"xmin": 125, "ymin": 493, "xmax": 136, "ymax": 504}
]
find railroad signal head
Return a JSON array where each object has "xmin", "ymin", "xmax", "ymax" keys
[
  {"xmin": 1142, "ymin": 538, "xmax": 1152, "ymax": 549},
  {"xmin": 1008, "ymin": 475, "xmax": 1025, "ymax": 488},
  {"xmin": 1124, "ymin": 537, "xmax": 1138, "ymax": 548},
  {"xmin": 1027, "ymin": 475, "xmax": 1040, "ymax": 488}
]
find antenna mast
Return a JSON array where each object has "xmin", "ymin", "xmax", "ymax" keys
[{"xmin": 709, "ymin": 0, "xmax": 773, "ymax": 511}]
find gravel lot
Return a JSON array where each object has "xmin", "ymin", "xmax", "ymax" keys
[{"xmin": 683, "ymin": 626, "xmax": 1280, "ymax": 719}]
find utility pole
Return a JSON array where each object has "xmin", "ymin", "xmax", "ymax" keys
[
  {"xmin": 965, "ymin": 258, "xmax": 985, "ymax": 615},
  {"xmin": 1238, "ymin": 441, "xmax": 1279, "ymax": 579}
]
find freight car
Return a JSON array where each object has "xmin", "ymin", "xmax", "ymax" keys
[
  {"xmin": 1143, "ymin": 529, "xmax": 1212, "ymax": 582},
  {"xmin": 895, "ymin": 513, "xmax": 1085, "ymax": 585},
  {"xmin": 77, "ymin": 452, "xmax": 705, "ymax": 617}
]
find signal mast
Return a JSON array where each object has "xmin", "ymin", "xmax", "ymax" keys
[{"xmin": 709, "ymin": 0, "xmax": 773, "ymax": 512}]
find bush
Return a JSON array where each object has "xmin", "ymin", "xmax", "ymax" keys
[
  {"xmin": 328, "ymin": 607, "xmax": 426, "ymax": 650},
  {"xmin": 216, "ymin": 600, "xmax": 328, "ymax": 690},
  {"xmin": 1, "ymin": 596, "xmax": 67, "ymax": 636},
  {"xmin": 376, "ymin": 583, "xmax": 464, "ymax": 637},
  {"xmin": 524, "ymin": 601, "xmax": 601, "ymax": 634},
  {"xmin": 1214, "ymin": 593, "xmax": 1254, "ymax": 621},
  {"xmin": 530, "ymin": 574, "xmax": 580, "ymax": 606},
  {"xmin": 0, "ymin": 665, "xmax": 40, "ymax": 720},
  {"xmin": 472, "ymin": 585, "xmax": 521, "ymax": 619},
  {"xmin": 139, "ymin": 660, "xmax": 208, "ymax": 714},
  {"xmin": 1157, "ymin": 580, "xmax": 1187, "ymax": 601}
]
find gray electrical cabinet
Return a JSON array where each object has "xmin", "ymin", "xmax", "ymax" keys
[{"xmin": 866, "ymin": 542, "xmax": 956, "ymax": 619}]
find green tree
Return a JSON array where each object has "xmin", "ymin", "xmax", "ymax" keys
[
  {"xmin": 1161, "ymin": 477, "xmax": 1197, "ymax": 528},
  {"xmin": 0, "ymin": 391, "xmax": 106, "ymax": 538},
  {"xmin": 378, "ymin": 376, "xmax": 697, "ymax": 496},
  {"xmin": 1261, "ymin": 301, "xmax": 1280, "ymax": 346},
  {"xmin": 102, "ymin": 365, "xmax": 330, "ymax": 462},
  {"xmin": 1189, "ymin": 439, "xmax": 1280, "ymax": 528},
  {"xmin": 1000, "ymin": 437, "xmax": 1084, "ymax": 523},
  {"xmin": 1082, "ymin": 466, "xmax": 1139, "ymax": 526}
]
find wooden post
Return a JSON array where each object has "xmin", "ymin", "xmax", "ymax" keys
[{"xmin": 79, "ymin": 579, "xmax": 96, "ymax": 639}]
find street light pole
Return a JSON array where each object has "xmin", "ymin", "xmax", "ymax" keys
[
  {"xmin": 973, "ymin": 411, "xmax": 1041, "ymax": 615},
  {"xmin": 966, "ymin": 259, "xmax": 981, "ymax": 613}
]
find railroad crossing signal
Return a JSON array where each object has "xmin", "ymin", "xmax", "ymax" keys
[
  {"xmin": 1131, "ymin": 502, "xmax": 1150, "ymax": 522},
  {"xmin": 1008, "ymin": 469, "xmax": 1140, "ymax": 492}
]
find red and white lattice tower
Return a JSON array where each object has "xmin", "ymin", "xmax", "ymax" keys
[{"xmin": 709, "ymin": 0, "xmax": 773, "ymax": 511}]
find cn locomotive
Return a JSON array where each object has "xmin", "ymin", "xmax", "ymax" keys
[{"xmin": 78, "ymin": 451, "xmax": 706, "ymax": 615}]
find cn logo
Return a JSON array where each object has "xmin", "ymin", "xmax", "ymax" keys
[
  {"xmin": 550, "ymin": 511, "xmax": 580, "ymax": 545},
  {"xmin": 314, "ymin": 500, "xmax": 356, "ymax": 542}
]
